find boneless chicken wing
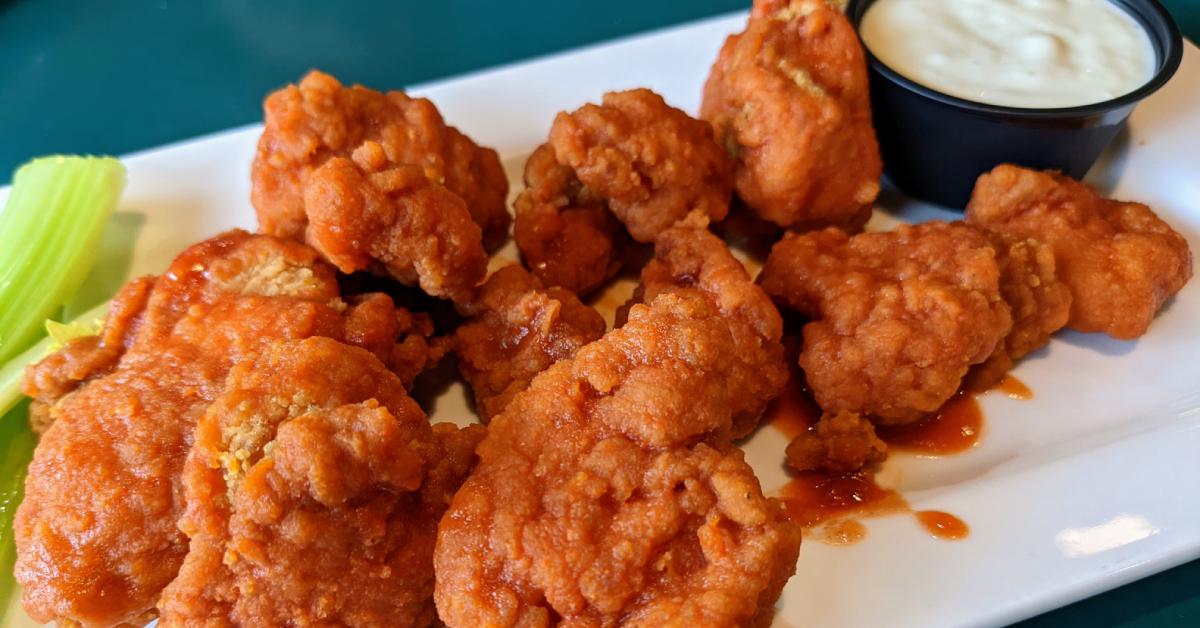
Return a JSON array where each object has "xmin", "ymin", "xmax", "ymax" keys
[
  {"xmin": 302, "ymin": 145, "xmax": 488, "ymax": 302},
  {"xmin": 158, "ymin": 338, "xmax": 483, "ymax": 627},
  {"xmin": 453, "ymin": 264, "xmax": 606, "ymax": 421},
  {"xmin": 515, "ymin": 89, "xmax": 734, "ymax": 294},
  {"xmin": 760, "ymin": 222, "xmax": 1012, "ymax": 424},
  {"xmin": 966, "ymin": 164, "xmax": 1192, "ymax": 339},
  {"xmin": 964, "ymin": 232, "xmax": 1072, "ymax": 390},
  {"xmin": 15, "ymin": 231, "xmax": 434, "ymax": 627},
  {"xmin": 701, "ymin": 0, "xmax": 882, "ymax": 231},
  {"xmin": 632, "ymin": 216, "xmax": 789, "ymax": 437},
  {"xmin": 435, "ymin": 221, "xmax": 797, "ymax": 627},
  {"xmin": 253, "ymin": 70, "xmax": 509, "ymax": 249}
]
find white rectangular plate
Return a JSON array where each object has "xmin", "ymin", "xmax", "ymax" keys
[{"xmin": 3, "ymin": 11, "xmax": 1200, "ymax": 628}]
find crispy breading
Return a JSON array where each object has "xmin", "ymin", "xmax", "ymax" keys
[
  {"xmin": 15, "ymin": 231, "xmax": 434, "ymax": 627},
  {"xmin": 302, "ymin": 146, "xmax": 487, "ymax": 302},
  {"xmin": 965, "ymin": 232, "xmax": 1072, "ymax": 390},
  {"xmin": 549, "ymin": 88, "xmax": 734, "ymax": 242},
  {"xmin": 435, "ymin": 222, "xmax": 796, "ymax": 627},
  {"xmin": 634, "ymin": 216, "xmax": 789, "ymax": 437},
  {"xmin": 966, "ymin": 164, "xmax": 1192, "ymax": 340},
  {"xmin": 785, "ymin": 410, "xmax": 887, "ymax": 473},
  {"xmin": 158, "ymin": 338, "xmax": 483, "ymax": 627},
  {"xmin": 514, "ymin": 89, "xmax": 734, "ymax": 293},
  {"xmin": 253, "ymin": 70, "xmax": 509, "ymax": 249},
  {"xmin": 701, "ymin": 0, "xmax": 881, "ymax": 230},
  {"xmin": 760, "ymin": 222, "xmax": 1012, "ymax": 424},
  {"xmin": 454, "ymin": 265, "xmax": 606, "ymax": 421},
  {"xmin": 513, "ymin": 143, "xmax": 626, "ymax": 295}
]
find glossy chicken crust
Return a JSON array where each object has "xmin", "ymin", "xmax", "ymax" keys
[
  {"xmin": 760, "ymin": 222, "xmax": 1012, "ymax": 424},
  {"xmin": 514, "ymin": 88, "xmax": 734, "ymax": 294},
  {"xmin": 454, "ymin": 264, "xmax": 606, "ymax": 421},
  {"xmin": 158, "ymin": 338, "xmax": 483, "ymax": 627},
  {"xmin": 302, "ymin": 144, "xmax": 488, "ymax": 302},
  {"xmin": 701, "ymin": 0, "xmax": 881, "ymax": 231},
  {"xmin": 513, "ymin": 143, "xmax": 625, "ymax": 295},
  {"xmin": 435, "ymin": 223, "xmax": 796, "ymax": 627},
  {"xmin": 966, "ymin": 164, "xmax": 1192, "ymax": 340},
  {"xmin": 633, "ymin": 216, "xmax": 789, "ymax": 437},
  {"xmin": 253, "ymin": 70, "xmax": 510, "ymax": 250},
  {"xmin": 964, "ymin": 232, "xmax": 1072, "ymax": 391},
  {"xmin": 15, "ymin": 231, "xmax": 435, "ymax": 628},
  {"xmin": 785, "ymin": 410, "xmax": 887, "ymax": 474}
]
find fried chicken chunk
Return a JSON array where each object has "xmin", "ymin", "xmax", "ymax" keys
[
  {"xmin": 515, "ymin": 88, "xmax": 734, "ymax": 293},
  {"xmin": 701, "ymin": 0, "xmax": 882, "ymax": 230},
  {"xmin": 964, "ymin": 233, "xmax": 1072, "ymax": 390},
  {"xmin": 513, "ymin": 143, "xmax": 626, "ymax": 295},
  {"xmin": 760, "ymin": 222, "xmax": 1012, "ymax": 424},
  {"xmin": 15, "ymin": 231, "xmax": 432, "ymax": 628},
  {"xmin": 454, "ymin": 265, "xmax": 606, "ymax": 421},
  {"xmin": 966, "ymin": 165, "xmax": 1193, "ymax": 340},
  {"xmin": 158, "ymin": 338, "xmax": 484, "ymax": 627},
  {"xmin": 785, "ymin": 410, "xmax": 887, "ymax": 473},
  {"xmin": 253, "ymin": 69, "xmax": 509, "ymax": 249},
  {"xmin": 633, "ymin": 215, "xmax": 789, "ymax": 437},
  {"xmin": 302, "ymin": 145, "xmax": 488, "ymax": 302},
  {"xmin": 436, "ymin": 223, "xmax": 796, "ymax": 627}
]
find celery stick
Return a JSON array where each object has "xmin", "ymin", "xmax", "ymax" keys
[
  {"xmin": 0, "ymin": 156, "xmax": 125, "ymax": 364},
  {"xmin": 0, "ymin": 400, "xmax": 35, "ymax": 619}
]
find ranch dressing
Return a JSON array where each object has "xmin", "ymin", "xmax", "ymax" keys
[{"xmin": 859, "ymin": 0, "xmax": 1157, "ymax": 108}]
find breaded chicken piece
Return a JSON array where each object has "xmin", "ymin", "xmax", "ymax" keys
[
  {"xmin": 435, "ymin": 227, "xmax": 796, "ymax": 627},
  {"xmin": 785, "ymin": 410, "xmax": 887, "ymax": 473},
  {"xmin": 701, "ymin": 0, "xmax": 881, "ymax": 231},
  {"xmin": 964, "ymin": 232, "xmax": 1072, "ymax": 390},
  {"xmin": 515, "ymin": 89, "xmax": 734, "ymax": 293},
  {"xmin": 253, "ymin": 70, "xmax": 509, "ymax": 249},
  {"xmin": 453, "ymin": 265, "xmax": 606, "ymax": 421},
  {"xmin": 966, "ymin": 165, "xmax": 1193, "ymax": 340},
  {"xmin": 513, "ymin": 143, "xmax": 627, "ymax": 295},
  {"xmin": 760, "ymin": 222, "xmax": 1012, "ymax": 424},
  {"xmin": 15, "ymin": 231, "xmax": 433, "ymax": 628},
  {"xmin": 302, "ymin": 144, "xmax": 488, "ymax": 302},
  {"xmin": 632, "ymin": 216, "xmax": 789, "ymax": 437},
  {"xmin": 158, "ymin": 338, "xmax": 484, "ymax": 627},
  {"xmin": 550, "ymin": 89, "xmax": 735, "ymax": 243}
]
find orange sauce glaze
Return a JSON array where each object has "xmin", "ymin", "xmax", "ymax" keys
[
  {"xmin": 877, "ymin": 392, "xmax": 983, "ymax": 455},
  {"xmin": 994, "ymin": 374, "xmax": 1034, "ymax": 400},
  {"xmin": 764, "ymin": 372, "xmax": 1029, "ymax": 544}
]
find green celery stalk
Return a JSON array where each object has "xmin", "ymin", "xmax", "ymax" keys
[
  {"xmin": 0, "ymin": 400, "xmax": 35, "ymax": 620},
  {"xmin": 0, "ymin": 156, "xmax": 125, "ymax": 364}
]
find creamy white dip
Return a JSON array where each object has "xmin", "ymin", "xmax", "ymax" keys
[{"xmin": 859, "ymin": 0, "xmax": 1157, "ymax": 108}]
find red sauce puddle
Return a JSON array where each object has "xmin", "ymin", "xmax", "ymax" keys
[
  {"xmin": 876, "ymin": 392, "xmax": 983, "ymax": 455},
  {"xmin": 765, "ymin": 375, "xmax": 1016, "ymax": 545}
]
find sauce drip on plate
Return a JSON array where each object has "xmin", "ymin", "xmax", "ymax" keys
[
  {"xmin": 877, "ymin": 392, "xmax": 983, "ymax": 455},
  {"xmin": 766, "ymin": 376, "xmax": 1016, "ymax": 544},
  {"xmin": 993, "ymin": 374, "xmax": 1033, "ymax": 400}
]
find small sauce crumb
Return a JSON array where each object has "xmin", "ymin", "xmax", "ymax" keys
[{"xmin": 915, "ymin": 510, "xmax": 970, "ymax": 541}]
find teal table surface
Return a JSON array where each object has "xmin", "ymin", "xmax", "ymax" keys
[{"xmin": 1, "ymin": 1, "xmax": 1198, "ymax": 626}]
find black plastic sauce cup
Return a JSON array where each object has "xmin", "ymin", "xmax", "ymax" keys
[{"xmin": 846, "ymin": 0, "xmax": 1184, "ymax": 209}]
